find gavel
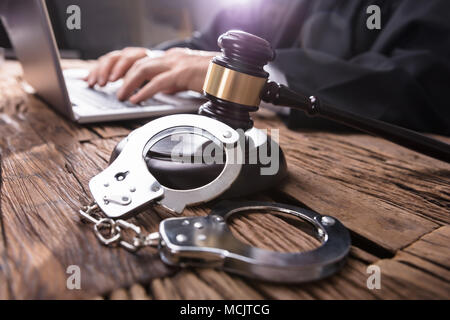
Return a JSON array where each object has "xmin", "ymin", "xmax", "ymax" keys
[
  {"xmin": 112, "ymin": 30, "xmax": 449, "ymax": 199},
  {"xmin": 200, "ymin": 30, "xmax": 450, "ymax": 163}
]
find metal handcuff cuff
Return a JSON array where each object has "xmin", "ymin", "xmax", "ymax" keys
[
  {"xmin": 78, "ymin": 113, "xmax": 351, "ymax": 283},
  {"xmin": 77, "ymin": 30, "xmax": 356, "ymax": 283},
  {"xmin": 78, "ymin": 24, "xmax": 450, "ymax": 282}
]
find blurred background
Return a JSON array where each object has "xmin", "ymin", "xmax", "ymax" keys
[{"xmin": 0, "ymin": 0, "xmax": 230, "ymax": 59}]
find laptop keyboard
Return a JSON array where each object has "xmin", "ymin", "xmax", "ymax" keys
[{"xmin": 66, "ymin": 79, "xmax": 165, "ymax": 110}]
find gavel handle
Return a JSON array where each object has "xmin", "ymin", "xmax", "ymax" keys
[{"xmin": 262, "ymin": 81, "xmax": 450, "ymax": 163}]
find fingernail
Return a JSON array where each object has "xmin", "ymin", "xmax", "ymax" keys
[
  {"xmin": 109, "ymin": 74, "xmax": 117, "ymax": 81},
  {"xmin": 129, "ymin": 95, "xmax": 138, "ymax": 104}
]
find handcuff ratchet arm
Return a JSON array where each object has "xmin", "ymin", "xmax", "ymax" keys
[
  {"xmin": 88, "ymin": 114, "xmax": 243, "ymax": 219},
  {"xmin": 158, "ymin": 201, "xmax": 351, "ymax": 283}
]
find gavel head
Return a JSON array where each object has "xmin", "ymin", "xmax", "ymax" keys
[
  {"xmin": 199, "ymin": 30, "xmax": 275, "ymax": 130},
  {"xmin": 110, "ymin": 30, "xmax": 287, "ymax": 197}
]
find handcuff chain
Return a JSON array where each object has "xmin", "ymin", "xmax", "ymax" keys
[{"xmin": 78, "ymin": 202, "xmax": 160, "ymax": 252}]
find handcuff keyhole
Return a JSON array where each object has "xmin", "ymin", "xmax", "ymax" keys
[{"xmin": 115, "ymin": 171, "xmax": 129, "ymax": 181}]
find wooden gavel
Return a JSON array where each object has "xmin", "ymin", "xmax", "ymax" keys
[{"xmin": 199, "ymin": 30, "xmax": 450, "ymax": 163}]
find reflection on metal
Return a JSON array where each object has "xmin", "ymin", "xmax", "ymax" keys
[
  {"xmin": 89, "ymin": 114, "xmax": 243, "ymax": 218},
  {"xmin": 159, "ymin": 201, "xmax": 351, "ymax": 283}
]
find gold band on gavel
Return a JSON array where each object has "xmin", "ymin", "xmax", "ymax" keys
[{"xmin": 202, "ymin": 62, "xmax": 267, "ymax": 107}]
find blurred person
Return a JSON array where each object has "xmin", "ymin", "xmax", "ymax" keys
[{"xmin": 85, "ymin": 0, "xmax": 450, "ymax": 134}]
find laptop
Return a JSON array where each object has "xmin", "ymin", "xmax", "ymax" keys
[{"xmin": 1, "ymin": 0, "xmax": 202, "ymax": 123}]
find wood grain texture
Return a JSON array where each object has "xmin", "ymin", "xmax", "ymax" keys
[
  {"xmin": 254, "ymin": 114, "xmax": 449, "ymax": 252},
  {"xmin": 0, "ymin": 60, "xmax": 449, "ymax": 299},
  {"xmin": 395, "ymin": 226, "xmax": 450, "ymax": 282},
  {"xmin": 0, "ymin": 62, "xmax": 173, "ymax": 299}
]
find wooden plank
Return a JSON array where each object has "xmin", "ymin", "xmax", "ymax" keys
[
  {"xmin": 149, "ymin": 242, "xmax": 450, "ymax": 300},
  {"xmin": 0, "ymin": 142, "xmax": 174, "ymax": 298},
  {"xmin": 150, "ymin": 251, "xmax": 377, "ymax": 300},
  {"xmin": 1, "ymin": 60, "xmax": 449, "ymax": 299},
  {"xmin": 403, "ymin": 225, "xmax": 450, "ymax": 268},
  {"xmin": 252, "ymin": 113, "xmax": 448, "ymax": 252},
  {"xmin": 373, "ymin": 258, "xmax": 450, "ymax": 299},
  {"xmin": 151, "ymin": 269, "xmax": 265, "ymax": 300},
  {"xmin": 128, "ymin": 283, "xmax": 151, "ymax": 300},
  {"xmin": 394, "ymin": 251, "xmax": 450, "ymax": 283},
  {"xmin": 0, "ymin": 64, "xmax": 96, "ymax": 144},
  {"xmin": 394, "ymin": 226, "xmax": 450, "ymax": 282},
  {"xmin": 0, "ymin": 66, "xmax": 175, "ymax": 298},
  {"xmin": 22, "ymin": 95, "xmax": 98, "ymax": 145},
  {"xmin": 89, "ymin": 124, "xmax": 131, "ymax": 139}
]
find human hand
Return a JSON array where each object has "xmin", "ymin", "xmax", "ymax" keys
[
  {"xmin": 115, "ymin": 48, "xmax": 217, "ymax": 104},
  {"xmin": 84, "ymin": 47, "xmax": 148, "ymax": 87}
]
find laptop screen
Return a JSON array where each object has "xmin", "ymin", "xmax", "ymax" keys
[{"xmin": 1, "ymin": 0, "xmax": 74, "ymax": 119}]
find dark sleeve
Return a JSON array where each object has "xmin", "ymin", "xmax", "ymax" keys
[
  {"xmin": 272, "ymin": 0, "xmax": 450, "ymax": 135},
  {"xmin": 154, "ymin": 3, "xmax": 284, "ymax": 51},
  {"xmin": 153, "ymin": 32, "xmax": 215, "ymax": 51},
  {"xmin": 153, "ymin": 9, "xmax": 246, "ymax": 51}
]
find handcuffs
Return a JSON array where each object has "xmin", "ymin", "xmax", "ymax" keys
[
  {"xmin": 88, "ymin": 114, "xmax": 242, "ymax": 218},
  {"xmin": 78, "ymin": 114, "xmax": 351, "ymax": 283}
]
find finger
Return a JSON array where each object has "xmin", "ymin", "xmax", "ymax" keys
[
  {"xmin": 116, "ymin": 69, "xmax": 147, "ymax": 101},
  {"xmin": 85, "ymin": 52, "xmax": 117, "ymax": 87},
  {"xmin": 129, "ymin": 71, "xmax": 178, "ymax": 104},
  {"xmin": 126, "ymin": 57, "xmax": 164, "ymax": 79},
  {"xmin": 117, "ymin": 60, "xmax": 166, "ymax": 101},
  {"xmin": 97, "ymin": 54, "xmax": 120, "ymax": 86},
  {"xmin": 109, "ymin": 56, "xmax": 138, "ymax": 82},
  {"xmin": 86, "ymin": 66, "xmax": 99, "ymax": 87},
  {"xmin": 161, "ymin": 88, "xmax": 178, "ymax": 95}
]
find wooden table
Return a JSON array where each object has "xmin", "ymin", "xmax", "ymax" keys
[{"xmin": 0, "ymin": 60, "xmax": 449, "ymax": 300}]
